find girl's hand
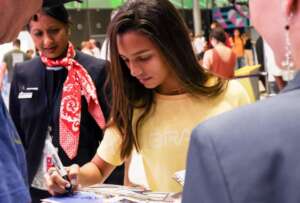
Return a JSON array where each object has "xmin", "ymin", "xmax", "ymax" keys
[{"xmin": 44, "ymin": 164, "xmax": 80, "ymax": 195}]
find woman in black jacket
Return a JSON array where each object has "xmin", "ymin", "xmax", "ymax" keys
[{"xmin": 9, "ymin": 5, "xmax": 123, "ymax": 202}]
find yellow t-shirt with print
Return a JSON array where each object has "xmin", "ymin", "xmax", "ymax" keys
[{"xmin": 97, "ymin": 80, "xmax": 250, "ymax": 192}]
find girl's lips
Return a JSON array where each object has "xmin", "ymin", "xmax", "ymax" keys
[{"xmin": 138, "ymin": 77, "xmax": 152, "ymax": 84}]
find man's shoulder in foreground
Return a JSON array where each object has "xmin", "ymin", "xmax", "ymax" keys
[{"xmin": 183, "ymin": 89, "xmax": 300, "ymax": 203}]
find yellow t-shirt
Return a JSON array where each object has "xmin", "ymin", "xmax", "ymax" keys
[{"xmin": 97, "ymin": 80, "xmax": 250, "ymax": 192}]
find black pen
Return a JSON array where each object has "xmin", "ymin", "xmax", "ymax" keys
[{"xmin": 46, "ymin": 139, "xmax": 73, "ymax": 194}]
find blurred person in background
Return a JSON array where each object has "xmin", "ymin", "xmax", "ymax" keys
[
  {"xmin": 26, "ymin": 49, "xmax": 35, "ymax": 59},
  {"xmin": 230, "ymin": 28, "xmax": 245, "ymax": 68},
  {"xmin": 1, "ymin": 39, "xmax": 29, "ymax": 86},
  {"xmin": 0, "ymin": 39, "xmax": 29, "ymax": 107},
  {"xmin": 80, "ymin": 40, "xmax": 94, "ymax": 56},
  {"xmin": 89, "ymin": 38, "xmax": 101, "ymax": 59},
  {"xmin": 242, "ymin": 31, "xmax": 254, "ymax": 66},
  {"xmin": 203, "ymin": 27, "xmax": 236, "ymax": 79},
  {"xmin": 210, "ymin": 20, "xmax": 231, "ymax": 47},
  {"xmin": 191, "ymin": 32, "xmax": 207, "ymax": 56}
]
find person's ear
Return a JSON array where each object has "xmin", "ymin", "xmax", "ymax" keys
[{"xmin": 285, "ymin": 0, "xmax": 298, "ymax": 16}]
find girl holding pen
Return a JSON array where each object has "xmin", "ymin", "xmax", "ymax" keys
[{"xmin": 45, "ymin": 0, "xmax": 250, "ymax": 194}]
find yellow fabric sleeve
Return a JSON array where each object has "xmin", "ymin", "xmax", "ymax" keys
[{"xmin": 97, "ymin": 126, "xmax": 124, "ymax": 166}]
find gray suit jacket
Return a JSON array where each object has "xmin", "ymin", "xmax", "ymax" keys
[{"xmin": 182, "ymin": 72, "xmax": 300, "ymax": 203}]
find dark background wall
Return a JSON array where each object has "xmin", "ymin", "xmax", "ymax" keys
[
  {"xmin": 68, "ymin": 9, "xmax": 112, "ymax": 48},
  {"xmin": 68, "ymin": 9, "xmax": 213, "ymax": 48}
]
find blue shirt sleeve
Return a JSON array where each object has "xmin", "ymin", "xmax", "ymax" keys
[{"xmin": 0, "ymin": 95, "xmax": 31, "ymax": 203}]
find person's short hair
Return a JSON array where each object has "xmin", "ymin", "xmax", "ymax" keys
[
  {"xmin": 209, "ymin": 27, "xmax": 226, "ymax": 44},
  {"xmin": 26, "ymin": 49, "xmax": 34, "ymax": 54},
  {"xmin": 210, "ymin": 20, "xmax": 222, "ymax": 29},
  {"xmin": 13, "ymin": 39, "xmax": 21, "ymax": 47},
  {"xmin": 196, "ymin": 52, "xmax": 205, "ymax": 61}
]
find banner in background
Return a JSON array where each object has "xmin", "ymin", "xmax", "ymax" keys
[{"xmin": 212, "ymin": 5, "xmax": 249, "ymax": 29}]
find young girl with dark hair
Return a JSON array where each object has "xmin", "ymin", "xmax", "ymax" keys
[{"xmin": 46, "ymin": 0, "xmax": 249, "ymax": 194}]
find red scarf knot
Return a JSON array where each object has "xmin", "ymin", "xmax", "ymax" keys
[{"xmin": 41, "ymin": 42, "xmax": 106, "ymax": 159}]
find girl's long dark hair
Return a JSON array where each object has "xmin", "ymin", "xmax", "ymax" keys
[{"xmin": 106, "ymin": 0, "xmax": 225, "ymax": 159}]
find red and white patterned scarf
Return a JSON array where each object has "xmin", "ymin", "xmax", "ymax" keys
[{"xmin": 41, "ymin": 42, "xmax": 106, "ymax": 159}]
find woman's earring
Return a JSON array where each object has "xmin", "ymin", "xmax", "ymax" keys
[{"xmin": 281, "ymin": 14, "xmax": 295, "ymax": 81}]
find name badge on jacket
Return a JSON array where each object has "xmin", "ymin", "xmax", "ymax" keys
[{"xmin": 18, "ymin": 91, "xmax": 33, "ymax": 99}]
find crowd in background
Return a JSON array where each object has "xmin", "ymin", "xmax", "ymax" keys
[
  {"xmin": 0, "ymin": 20, "xmax": 287, "ymax": 106},
  {"xmin": 190, "ymin": 20, "xmax": 288, "ymax": 93}
]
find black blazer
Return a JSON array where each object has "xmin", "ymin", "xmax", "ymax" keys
[{"xmin": 9, "ymin": 51, "xmax": 119, "ymax": 185}]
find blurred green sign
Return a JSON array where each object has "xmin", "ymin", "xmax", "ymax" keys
[
  {"xmin": 65, "ymin": 0, "xmax": 125, "ymax": 9},
  {"xmin": 65, "ymin": 0, "xmax": 248, "ymax": 9}
]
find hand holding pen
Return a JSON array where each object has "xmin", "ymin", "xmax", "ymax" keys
[{"xmin": 44, "ymin": 139, "xmax": 80, "ymax": 196}]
